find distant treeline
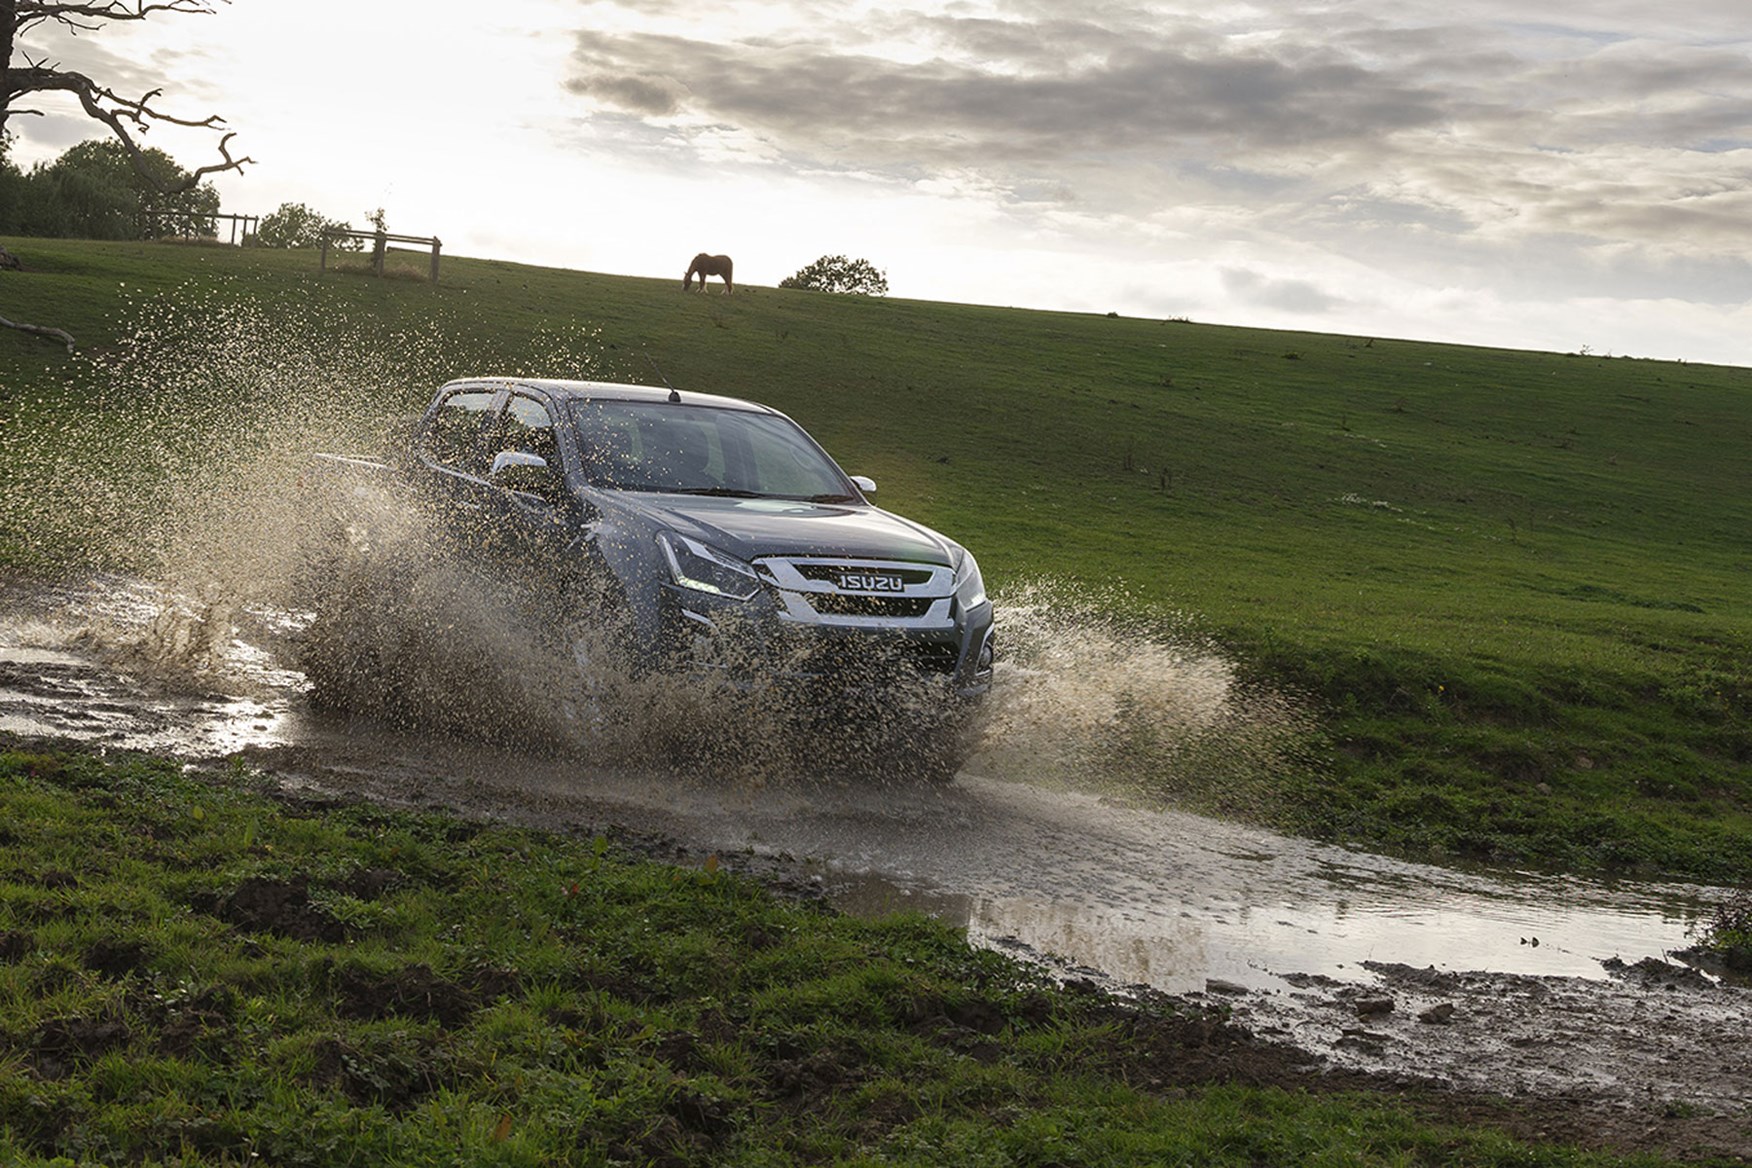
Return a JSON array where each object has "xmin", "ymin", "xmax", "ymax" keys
[{"xmin": 0, "ymin": 138, "xmax": 220, "ymax": 241}]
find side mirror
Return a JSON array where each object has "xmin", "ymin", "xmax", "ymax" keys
[
  {"xmin": 849, "ymin": 474, "xmax": 877, "ymax": 494},
  {"xmin": 491, "ymin": 449, "xmax": 549, "ymax": 476},
  {"xmin": 490, "ymin": 450, "xmax": 558, "ymax": 499}
]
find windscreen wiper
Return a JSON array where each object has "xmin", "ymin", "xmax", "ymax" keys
[{"xmin": 669, "ymin": 486, "xmax": 768, "ymax": 498}]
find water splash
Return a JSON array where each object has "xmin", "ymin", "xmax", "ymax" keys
[
  {"xmin": 972, "ymin": 580, "xmax": 1314, "ymax": 813},
  {"xmin": 1, "ymin": 285, "xmax": 1307, "ymax": 796}
]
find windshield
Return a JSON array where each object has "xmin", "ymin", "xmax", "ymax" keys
[{"xmin": 567, "ymin": 399, "xmax": 858, "ymax": 500}]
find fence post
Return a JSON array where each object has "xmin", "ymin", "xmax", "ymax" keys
[
  {"xmin": 321, "ymin": 234, "xmax": 330, "ymax": 273},
  {"xmin": 430, "ymin": 238, "xmax": 442, "ymax": 284}
]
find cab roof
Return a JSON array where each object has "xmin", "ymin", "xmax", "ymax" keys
[{"xmin": 441, "ymin": 377, "xmax": 775, "ymax": 414}]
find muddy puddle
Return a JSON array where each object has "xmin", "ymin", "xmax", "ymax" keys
[{"xmin": 2, "ymin": 574, "xmax": 1748, "ymax": 1118}]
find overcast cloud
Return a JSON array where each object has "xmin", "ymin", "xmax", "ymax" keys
[
  {"xmin": 550, "ymin": 0, "xmax": 1752, "ymax": 356},
  {"xmin": 560, "ymin": 1, "xmax": 1752, "ymax": 257},
  {"xmin": 8, "ymin": 0, "xmax": 1752, "ymax": 362}
]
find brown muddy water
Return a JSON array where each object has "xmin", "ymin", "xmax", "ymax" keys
[{"xmin": 3, "ymin": 574, "xmax": 1749, "ymax": 1116}]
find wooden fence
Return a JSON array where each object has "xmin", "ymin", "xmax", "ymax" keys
[
  {"xmin": 139, "ymin": 209, "xmax": 260, "ymax": 245},
  {"xmin": 320, "ymin": 228, "xmax": 443, "ymax": 283}
]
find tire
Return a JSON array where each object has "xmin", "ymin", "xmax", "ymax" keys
[
  {"xmin": 550, "ymin": 576, "xmax": 641, "ymax": 738},
  {"xmin": 895, "ymin": 715, "xmax": 973, "ymax": 785}
]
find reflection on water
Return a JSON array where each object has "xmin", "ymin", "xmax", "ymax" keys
[
  {"xmin": 760, "ymin": 762, "xmax": 1714, "ymax": 994},
  {"xmin": 969, "ymin": 898, "xmax": 1216, "ymax": 992},
  {"xmin": 0, "ymin": 578, "xmax": 311, "ymax": 757},
  {"xmin": 831, "ymin": 876, "xmax": 1217, "ymax": 991},
  {"xmin": 817, "ymin": 772, "xmax": 1714, "ymax": 993}
]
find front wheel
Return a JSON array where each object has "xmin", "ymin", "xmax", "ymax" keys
[
  {"xmin": 891, "ymin": 712, "xmax": 978, "ymax": 785},
  {"xmin": 822, "ymin": 685, "xmax": 979, "ymax": 785},
  {"xmin": 547, "ymin": 570, "xmax": 647, "ymax": 741},
  {"xmin": 554, "ymin": 616, "xmax": 627, "ymax": 734}
]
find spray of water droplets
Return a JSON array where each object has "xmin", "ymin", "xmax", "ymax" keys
[
  {"xmin": 0, "ymin": 278, "xmax": 598, "ymax": 678},
  {"xmin": 973, "ymin": 580, "xmax": 1314, "ymax": 812},
  {"xmin": 1, "ymin": 283, "xmax": 1310, "ymax": 798}
]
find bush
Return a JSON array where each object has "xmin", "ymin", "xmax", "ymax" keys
[
  {"xmin": 255, "ymin": 201, "xmax": 356, "ymax": 250},
  {"xmin": 779, "ymin": 254, "xmax": 889, "ymax": 296}
]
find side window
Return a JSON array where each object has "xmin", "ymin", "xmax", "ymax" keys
[
  {"xmin": 499, "ymin": 395, "xmax": 560, "ymax": 469},
  {"xmin": 421, "ymin": 390, "xmax": 498, "ymax": 471}
]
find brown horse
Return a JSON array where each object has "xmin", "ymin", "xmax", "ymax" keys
[{"xmin": 683, "ymin": 253, "xmax": 733, "ymax": 293}]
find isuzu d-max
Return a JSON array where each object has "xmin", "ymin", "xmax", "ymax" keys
[{"xmin": 303, "ymin": 377, "xmax": 995, "ymax": 779}]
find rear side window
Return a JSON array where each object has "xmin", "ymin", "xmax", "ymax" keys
[{"xmin": 421, "ymin": 390, "xmax": 498, "ymax": 471}]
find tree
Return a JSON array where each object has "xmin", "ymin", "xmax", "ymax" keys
[
  {"xmin": 1, "ymin": 0, "xmax": 250, "ymax": 348},
  {"xmin": 0, "ymin": 130, "xmax": 22, "ymax": 233},
  {"xmin": 1, "ymin": 1, "xmax": 251, "ymax": 193},
  {"xmin": 779, "ymin": 255, "xmax": 889, "ymax": 296},
  {"xmin": 256, "ymin": 201, "xmax": 354, "ymax": 249},
  {"xmin": 27, "ymin": 137, "xmax": 218, "ymax": 238}
]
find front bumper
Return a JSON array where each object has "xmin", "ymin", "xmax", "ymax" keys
[{"xmin": 656, "ymin": 553, "xmax": 995, "ymax": 700}]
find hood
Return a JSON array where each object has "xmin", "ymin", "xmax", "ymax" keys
[{"xmin": 613, "ymin": 493, "xmax": 956, "ymax": 565}]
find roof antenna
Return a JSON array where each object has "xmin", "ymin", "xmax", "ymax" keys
[{"xmin": 644, "ymin": 352, "xmax": 682, "ymax": 403}]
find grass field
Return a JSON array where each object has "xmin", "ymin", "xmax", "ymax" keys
[
  {"xmin": 1, "ymin": 237, "xmax": 1748, "ymax": 883},
  {"xmin": 0, "ymin": 745, "xmax": 1699, "ymax": 1166}
]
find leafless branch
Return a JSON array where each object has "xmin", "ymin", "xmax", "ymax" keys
[
  {"xmin": 4, "ymin": 2, "xmax": 248, "ymax": 191},
  {"xmin": 0, "ymin": 311, "xmax": 76, "ymax": 352},
  {"xmin": 17, "ymin": 2, "xmax": 222, "ymax": 37},
  {"xmin": 6, "ymin": 65, "xmax": 252, "ymax": 191}
]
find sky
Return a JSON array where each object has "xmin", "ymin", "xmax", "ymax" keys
[{"xmin": 12, "ymin": 0, "xmax": 1752, "ymax": 365}]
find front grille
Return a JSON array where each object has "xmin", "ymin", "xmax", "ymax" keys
[
  {"xmin": 794, "ymin": 563, "xmax": 936, "ymax": 586},
  {"xmin": 806, "ymin": 594, "xmax": 935, "ymax": 618},
  {"xmin": 762, "ymin": 556, "xmax": 955, "ymax": 630}
]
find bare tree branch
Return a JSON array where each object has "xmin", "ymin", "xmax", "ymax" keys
[
  {"xmin": 0, "ymin": 311, "xmax": 76, "ymax": 352},
  {"xmin": 16, "ymin": 2, "xmax": 221, "ymax": 37},
  {"xmin": 2, "ymin": 0, "xmax": 250, "ymax": 193},
  {"xmin": 9, "ymin": 64, "xmax": 251, "ymax": 190}
]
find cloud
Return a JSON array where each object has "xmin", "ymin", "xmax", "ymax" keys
[
  {"xmin": 563, "ymin": 17, "xmax": 1449, "ymax": 166},
  {"xmin": 8, "ymin": 111, "xmax": 101, "ymax": 154},
  {"xmin": 9, "ymin": 13, "xmax": 225, "ymax": 107},
  {"xmin": 1221, "ymin": 267, "xmax": 1349, "ymax": 314},
  {"xmin": 556, "ymin": 0, "xmax": 1752, "ymax": 287},
  {"xmin": 563, "ymin": 70, "xmax": 686, "ymax": 116}
]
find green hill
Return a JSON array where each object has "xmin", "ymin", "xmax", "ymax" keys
[{"xmin": 2, "ymin": 238, "xmax": 1748, "ymax": 882}]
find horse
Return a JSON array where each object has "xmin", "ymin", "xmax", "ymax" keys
[{"xmin": 683, "ymin": 253, "xmax": 733, "ymax": 293}]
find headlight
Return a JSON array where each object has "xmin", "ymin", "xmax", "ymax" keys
[
  {"xmin": 658, "ymin": 533, "xmax": 761, "ymax": 600},
  {"xmin": 951, "ymin": 546, "xmax": 988, "ymax": 611}
]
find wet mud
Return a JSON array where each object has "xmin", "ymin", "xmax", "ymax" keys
[{"xmin": 2, "ymin": 575, "xmax": 1749, "ymax": 1160}]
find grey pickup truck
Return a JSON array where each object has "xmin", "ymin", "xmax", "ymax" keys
[{"xmin": 302, "ymin": 377, "xmax": 996, "ymax": 780}]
